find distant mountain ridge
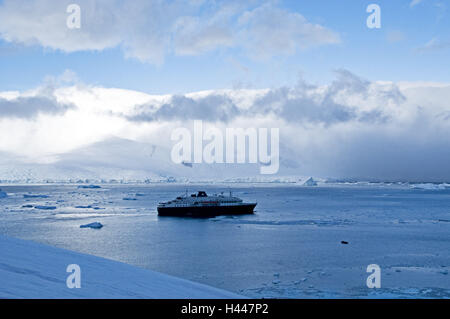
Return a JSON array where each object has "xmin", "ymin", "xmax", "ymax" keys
[{"xmin": 0, "ymin": 136, "xmax": 303, "ymax": 183}]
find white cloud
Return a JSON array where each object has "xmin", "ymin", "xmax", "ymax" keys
[
  {"xmin": 1, "ymin": 71, "xmax": 450, "ymax": 181},
  {"xmin": 172, "ymin": 16, "xmax": 234, "ymax": 56},
  {"xmin": 0, "ymin": 0, "xmax": 340, "ymax": 64},
  {"xmin": 410, "ymin": 0, "xmax": 424, "ymax": 8},
  {"xmin": 386, "ymin": 30, "xmax": 406, "ymax": 43},
  {"xmin": 416, "ymin": 37, "xmax": 450, "ymax": 52},
  {"xmin": 0, "ymin": 0, "xmax": 122, "ymax": 51},
  {"xmin": 237, "ymin": 3, "xmax": 340, "ymax": 58}
]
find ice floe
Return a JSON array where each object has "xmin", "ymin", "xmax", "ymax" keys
[
  {"xmin": 23, "ymin": 194, "xmax": 49, "ymax": 199},
  {"xmin": 410, "ymin": 183, "xmax": 448, "ymax": 190},
  {"xmin": 80, "ymin": 222, "xmax": 103, "ymax": 229},
  {"xmin": 34, "ymin": 205, "xmax": 57, "ymax": 210}
]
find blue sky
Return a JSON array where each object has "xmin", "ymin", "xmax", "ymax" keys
[
  {"xmin": 1, "ymin": 1, "xmax": 450, "ymax": 181},
  {"xmin": 0, "ymin": 0, "xmax": 449, "ymax": 94}
]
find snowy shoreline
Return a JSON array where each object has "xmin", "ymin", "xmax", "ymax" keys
[{"xmin": 0, "ymin": 235, "xmax": 243, "ymax": 299}]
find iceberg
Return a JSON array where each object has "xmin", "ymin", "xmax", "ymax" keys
[{"xmin": 303, "ymin": 177, "xmax": 318, "ymax": 186}]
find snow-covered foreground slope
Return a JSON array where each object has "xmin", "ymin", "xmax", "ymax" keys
[{"xmin": 0, "ymin": 235, "xmax": 243, "ymax": 299}]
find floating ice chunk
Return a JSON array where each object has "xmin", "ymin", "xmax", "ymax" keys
[
  {"xmin": 303, "ymin": 177, "xmax": 318, "ymax": 187},
  {"xmin": 34, "ymin": 205, "xmax": 57, "ymax": 210},
  {"xmin": 0, "ymin": 189, "xmax": 7, "ymax": 198},
  {"xmin": 24, "ymin": 194, "xmax": 49, "ymax": 198},
  {"xmin": 75, "ymin": 205, "xmax": 92, "ymax": 209},
  {"xmin": 410, "ymin": 183, "xmax": 446, "ymax": 190},
  {"xmin": 80, "ymin": 222, "xmax": 103, "ymax": 229},
  {"xmin": 78, "ymin": 185, "xmax": 101, "ymax": 189},
  {"xmin": 181, "ymin": 161, "xmax": 193, "ymax": 168}
]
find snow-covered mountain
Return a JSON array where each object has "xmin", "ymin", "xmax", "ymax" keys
[
  {"xmin": 2, "ymin": 73, "xmax": 450, "ymax": 183},
  {"xmin": 0, "ymin": 137, "xmax": 306, "ymax": 183}
]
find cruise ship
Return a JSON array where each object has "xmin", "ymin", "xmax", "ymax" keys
[{"xmin": 157, "ymin": 191, "xmax": 257, "ymax": 217}]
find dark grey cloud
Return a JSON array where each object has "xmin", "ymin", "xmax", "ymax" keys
[
  {"xmin": 0, "ymin": 95, "xmax": 74, "ymax": 119},
  {"xmin": 247, "ymin": 69, "xmax": 403, "ymax": 125},
  {"xmin": 128, "ymin": 70, "xmax": 406, "ymax": 125},
  {"xmin": 128, "ymin": 94, "xmax": 240, "ymax": 122},
  {"xmin": 249, "ymin": 86, "xmax": 355, "ymax": 125}
]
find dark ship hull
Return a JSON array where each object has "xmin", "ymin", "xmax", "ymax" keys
[{"xmin": 157, "ymin": 203, "xmax": 256, "ymax": 217}]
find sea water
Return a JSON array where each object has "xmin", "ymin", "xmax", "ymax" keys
[{"xmin": 0, "ymin": 183, "xmax": 449, "ymax": 298}]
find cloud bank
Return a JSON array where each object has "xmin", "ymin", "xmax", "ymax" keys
[
  {"xmin": 128, "ymin": 70, "xmax": 406, "ymax": 126},
  {"xmin": 0, "ymin": 0, "xmax": 340, "ymax": 64},
  {"xmin": 1, "ymin": 70, "xmax": 450, "ymax": 182},
  {"xmin": 0, "ymin": 95, "xmax": 73, "ymax": 119}
]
